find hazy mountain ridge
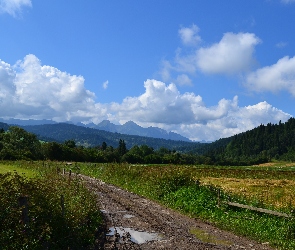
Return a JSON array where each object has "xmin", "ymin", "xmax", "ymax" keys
[
  {"xmin": 15, "ymin": 123, "xmax": 201, "ymax": 152},
  {"xmin": 0, "ymin": 118, "xmax": 190, "ymax": 142},
  {"xmin": 79, "ymin": 120, "xmax": 191, "ymax": 142}
]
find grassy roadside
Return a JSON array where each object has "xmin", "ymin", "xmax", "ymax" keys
[
  {"xmin": 73, "ymin": 162, "xmax": 295, "ymax": 249},
  {"xmin": 0, "ymin": 161, "xmax": 103, "ymax": 250},
  {"xmin": 0, "ymin": 162, "xmax": 37, "ymax": 177}
]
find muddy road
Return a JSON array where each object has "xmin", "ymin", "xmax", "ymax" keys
[{"xmin": 82, "ymin": 175, "xmax": 273, "ymax": 250}]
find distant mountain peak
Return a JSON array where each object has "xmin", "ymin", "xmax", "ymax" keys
[{"xmin": 91, "ymin": 120, "xmax": 190, "ymax": 142}]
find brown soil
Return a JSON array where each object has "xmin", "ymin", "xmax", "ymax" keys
[{"xmin": 82, "ymin": 175, "xmax": 274, "ymax": 250}]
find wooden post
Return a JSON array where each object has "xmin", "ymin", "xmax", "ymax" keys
[
  {"xmin": 217, "ymin": 189, "xmax": 221, "ymax": 208},
  {"xmin": 61, "ymin": 195, "xmax": 65, "ymax": 217},
  {"xmin": 18, "ymin": 196, "xmax": 29, "ymax": 225}
]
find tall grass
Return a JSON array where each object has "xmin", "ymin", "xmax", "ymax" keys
[{"xmin": 0, "ymin": 165, "xmax": 103, "ymax": 250}]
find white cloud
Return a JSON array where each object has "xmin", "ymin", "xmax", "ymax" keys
[
  {"xmin": 0, "ymin": 0, "xmax": 32, "ymax": 17},
  {"xmin": 245, "ymin": 56, "xmax": 295, "ymax": 96},
  {"xmin": 0, "ymin": 54, "xmax": 108, "ymax": 122},
  {"xmin": 178, "ymin": 24, "xmax": 201, "ymax": 46},
  {"xmin": 196, "ymin": 32, "xmax": 261, "ymax": 74},
  {"xmin": 0, "ymin": 55, "xmax": 291, "ymax": 141},
  {"xmin": 159, "ymin": 31, "xmax": 261, "ymax": 83},
  {"xmin": 109, "ymin": 79, "xmax": 289, "ymax": 140},
  {"xmin": 164, "ymin": 100, "xmax": 291, "ymax": 141},
  {"xmin": 103, "ymin": 80, "xmax": 109, "ymax": 89}
]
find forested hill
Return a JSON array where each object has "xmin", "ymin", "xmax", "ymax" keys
[
  {"xmin": 205, "ymin": 118, "xmax": 295, "ymax": 165},
  {"xmin": 20, "ymin": 123, "xmax": 204, "ymax": 152},
  {"xmin": 0, "ymin": 122, "xmax": 10, "ymax": 131}
]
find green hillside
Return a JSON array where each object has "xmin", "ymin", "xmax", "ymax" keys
[{"xmin": 205, "ymin": 118, "xmax": 295, "ymax": 165}]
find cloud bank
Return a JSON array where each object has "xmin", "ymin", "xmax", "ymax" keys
[{"xmin": 0, "ymin": 54, "xmax": 291, "ymax": 141}]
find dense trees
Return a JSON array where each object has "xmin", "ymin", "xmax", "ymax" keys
[
  {"xmin": 0, "ymin": 126, "xmax": 42, "ymax": 160},
  {"xmin": 204, "ymin": 118, "xmax": 295, "ymax": 165}
]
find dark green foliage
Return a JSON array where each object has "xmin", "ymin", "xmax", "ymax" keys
[
  {"xmin": 0, "ymin": 169, "xmax": 102, "ymax": 250},
  {"xmin": 0, "ymin": 126, "xmax": 42, "ymax": 160},
  {"xmin": 101, "ymin": 141, "xmax": 107, "ymax": 150},
  {"xmin": 202, "ymin": 118, "xmax": 295, "ymax": 165},
  {"xmin": 118, "ymin": 139, "xmax": 127, "ymax": 157}
]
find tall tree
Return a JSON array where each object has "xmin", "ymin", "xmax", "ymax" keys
[{"xmin": 118, "ymin": 139, "xmax": 127, "ymax": 157}]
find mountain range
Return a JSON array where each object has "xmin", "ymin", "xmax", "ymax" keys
[{"xmin": 0, "ymin": 118, "xmax": 190, "ymax": 142}]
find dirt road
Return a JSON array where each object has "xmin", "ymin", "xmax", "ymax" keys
[{"xmin": 82, "ymin": 175, "xmax": 273, "ymax": 250}]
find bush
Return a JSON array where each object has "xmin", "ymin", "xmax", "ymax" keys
[{"xmin": 0, "ymin": 170, "xmax": 102, "ymax": 250}]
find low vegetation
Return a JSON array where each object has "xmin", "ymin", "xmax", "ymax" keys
[
  {"xmin": 0, "ymin": 162, "xmax": 102, "ymax": 250},
  {"xmin": 73, "ymin": 162, "xmax": 295, "ymax": 249}
]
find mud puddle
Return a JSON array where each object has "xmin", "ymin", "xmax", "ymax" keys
[{"xmin": 106, "ymin": 227, "xmax": 162, "ymax": 244}]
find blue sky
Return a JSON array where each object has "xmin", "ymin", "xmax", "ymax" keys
[{"xmin": 0, "ymin": 0, "xmax": 295, "ymax": 141}]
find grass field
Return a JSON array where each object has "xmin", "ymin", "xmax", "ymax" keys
[
  {"xmin": 0, "ymin": 163, "xmax": 38, "ymax": 177},
  {"xmin": 2, "ymin": 160, "xmax": 295, "ymax": 249},
  {"xmin": 70, "ymin": 161, "xmax": 295, "ymax": 249}
]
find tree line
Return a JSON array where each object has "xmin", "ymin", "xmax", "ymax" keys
[
  {"xmin": 0, "ymin": 126, "xmax": 211, "ymax": 165},
  {"xmin": 204, "ymin": 118, "xmax": 295, "ymax": 165}
]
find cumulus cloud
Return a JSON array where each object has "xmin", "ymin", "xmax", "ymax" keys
[
  {"xmin": 161, "ymin": 100, "xmax": 291, "ymax": 141},
  {"xmin": 0, "ymin": 54, "xmax": 291, "ymax": 141},
  {"xmin": 109, "ymin": 79, "xmax": 290, "ymax": 140},
  {"xmin": 0, "ymin": 0, "xmax": 32, "ymax": 17},
  {"xmin": 196, "ymin": 32, "xmax": 261, "ymax": 74},
  {"xmin": 178, "ymin": 24, "xmax": 201, "ymax": 46},
  {"xmin": 159, "ymin": 30, "xmax": 261, "ymax": 84},
  {"xmin": 245, "ymin": 56, "xmax": 295, "ymax": 96},
  {"xmin": 0, "ymin": 54, "xmax": 108, "ymax": 122}
]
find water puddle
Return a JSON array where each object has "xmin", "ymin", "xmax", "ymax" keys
[
  {"xmin": 190, "ymin": 228, "xmax": 232, "ymax": 246},
  {"xmin": 123, "ymin": 214, "xmax": 135, "ymax": 219},
  {"xmin": 107, "ymin": 227, "xmax": 162, "ymax": 244}
]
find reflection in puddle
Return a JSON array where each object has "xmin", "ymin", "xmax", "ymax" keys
[
  {"xmin": 190, "ymin": 228, "xmax": 232, "ymax": 246},
  {"xmin": 107, "ymin": 227, "xmax": 161, "ymax": 244},
  {"xmin": 123, "ymin": 214, "xmax": 135, "ymax": 219}
]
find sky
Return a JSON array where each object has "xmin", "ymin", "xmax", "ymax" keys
[{"xmin": 0, "ymin": 0, "xmax": 295, "ymax": 141}]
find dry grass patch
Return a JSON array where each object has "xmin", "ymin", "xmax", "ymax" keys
[{"xmin": 200, "ymin": 177, "xmax": 295, "ymax": 210}]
